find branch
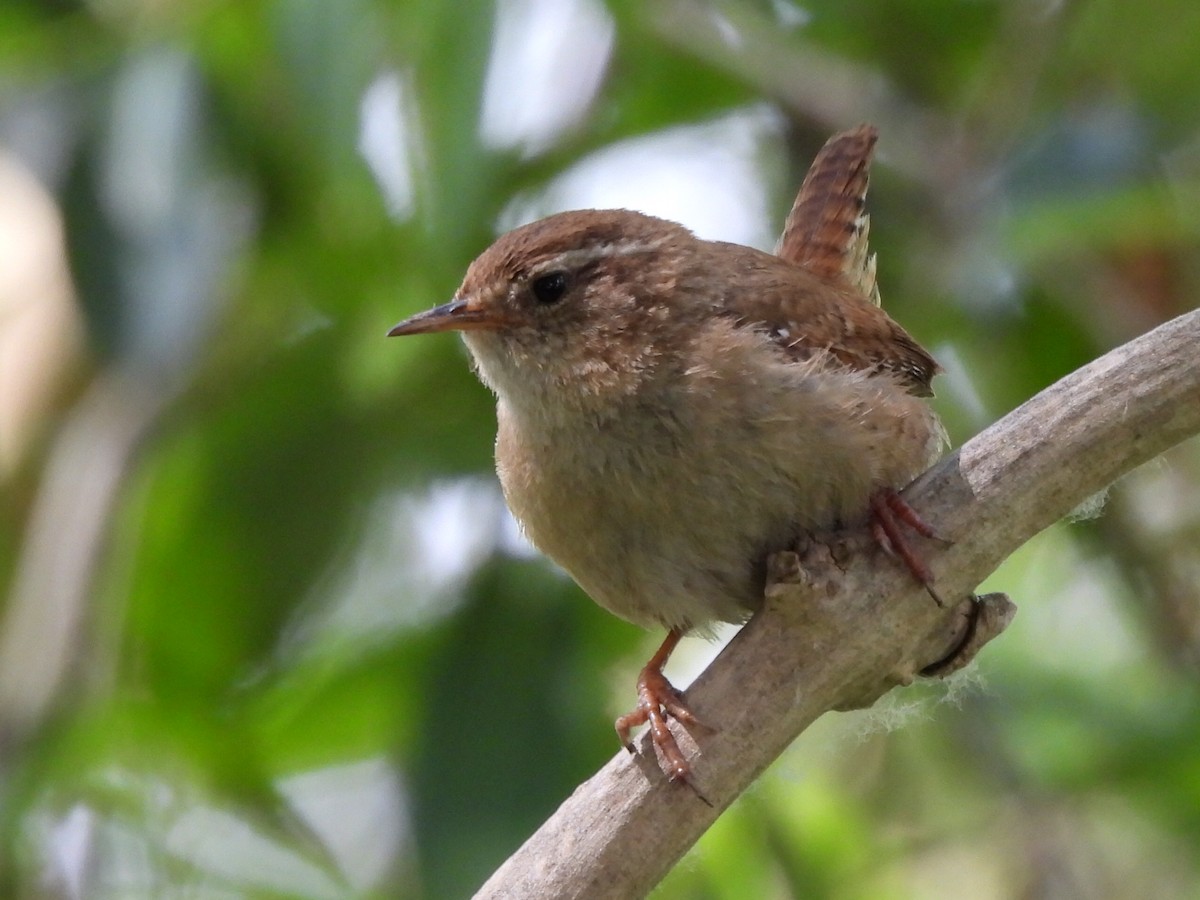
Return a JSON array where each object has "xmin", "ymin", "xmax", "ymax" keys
[{"xmin": 476, "ymin": 308, "xmax": 1200, "ymax": 900}]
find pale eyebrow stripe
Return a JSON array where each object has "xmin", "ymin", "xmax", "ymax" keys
[{"xmin": 546, "ymin": 237, "xmax": 673, "ymax": 270}]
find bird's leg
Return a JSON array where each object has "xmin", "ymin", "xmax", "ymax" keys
[
  {"xmin": 614, "ymin": 628, "xmax": 701, "ymax": 783},
  {"xmin": 869, "ymin": 489, "xmax": 947, "ymax": 606}
]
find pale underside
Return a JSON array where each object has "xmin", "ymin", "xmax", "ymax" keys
[{"xmin": 490, "ymin": 319, "xmax": 945, "ymax": 633}]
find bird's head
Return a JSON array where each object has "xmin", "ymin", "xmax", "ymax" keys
[{"xmin": 389, "ymin": 209, "xmax": 701, "ymax": 415}]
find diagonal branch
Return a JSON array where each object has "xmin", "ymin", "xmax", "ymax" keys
[{"xmin": 476, "ymin": 308, "xmax": 1200, "ymax": 900}]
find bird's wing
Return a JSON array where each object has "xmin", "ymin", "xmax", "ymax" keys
[{"xmin": 716, "ymin": 249, "xmax": 939, "ymax": 397}]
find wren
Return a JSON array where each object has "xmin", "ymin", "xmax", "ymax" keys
[{"xmin": 388, "ymin": 125, "xmax": 946, "ymax": 782}]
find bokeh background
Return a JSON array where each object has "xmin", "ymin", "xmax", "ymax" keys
[{"xmin": 3, "ymin": 0, "xmax": 1200, "ymax": 897}]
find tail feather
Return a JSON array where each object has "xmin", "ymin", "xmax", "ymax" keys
[{"xmin": 775, "ymin": 123, "xmax": 881, "ymax": 306}]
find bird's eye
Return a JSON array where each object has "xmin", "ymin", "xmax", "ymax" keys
[{"xmin": 531, "ymin": 271, "xmax": 569, "ymax": 305}]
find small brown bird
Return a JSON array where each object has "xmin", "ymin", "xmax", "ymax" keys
[{"xmin": 389, "ymin": 125, "xmax": 946, "ymax": 782}]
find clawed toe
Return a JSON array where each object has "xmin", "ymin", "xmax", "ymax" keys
[
  {"xmin": 615, "ymin": 676, "xmax": 697, "ymax": 781},
  {"xmin": 614, "ymin": 630, "xmax": 706, "ymax": 783},
  {"xmin": 869, "ymin": 489, "xmax": 946, "ymax": 606}
]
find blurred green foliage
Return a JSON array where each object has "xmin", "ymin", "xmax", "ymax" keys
[{"xmin": 2, "ymin": 0, "xmax": 1199, "ymax": 897}]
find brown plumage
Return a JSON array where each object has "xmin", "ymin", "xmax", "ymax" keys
[
  {"xmin": 776, "ymin": 123, "xmax": 881, "ymax": 303},
  {"xmin": 388, "ymin": 125, "xmax": 946, "ymax": 782},
  {"xmin": 711, "ymin": 240, "xmax": 938, "ymax": 396}
]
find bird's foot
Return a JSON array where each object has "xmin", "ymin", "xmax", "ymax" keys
[
  {"xmin": 615, "ymin": 667, "xmax": 698, "ymax": 783},
  {"xmin": 869, "ymin": 489, "xmax": 948, "ymax": 606},
  {"xmin": 614, "ymin": 629, "xmax": 704, "ymax": 783}
]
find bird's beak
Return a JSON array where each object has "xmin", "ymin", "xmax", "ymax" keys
[{"xmin": 387, "ymin": 298, "xmax": 503, "ymax": 336}]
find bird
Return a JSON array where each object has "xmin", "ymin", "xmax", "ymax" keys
[{"xmin": 388, "ymin": 124, "xmax": 946, "ymax": 782}]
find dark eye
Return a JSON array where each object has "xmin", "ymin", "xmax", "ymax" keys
[{"xmin": 531, "ymin": 271, "xmax": 569, "ymax": 305}]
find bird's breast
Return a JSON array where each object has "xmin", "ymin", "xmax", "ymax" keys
[{"xmin": 488, "ymin": 328, "xmax": 945, "ymax": 633}]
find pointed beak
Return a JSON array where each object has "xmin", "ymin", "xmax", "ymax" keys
[{"xmin": 387, "ymin": 298, "xmax": 504, "ymax": 336}]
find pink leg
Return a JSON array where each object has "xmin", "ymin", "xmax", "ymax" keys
[{"xmin": 614, "ymin": 629, "xmax": 702, "ymax": 783}]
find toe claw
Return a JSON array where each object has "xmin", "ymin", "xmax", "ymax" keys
[
  {"xmin": 870, "ymin": 489, "xmax": 943, "ymax": 604},
  {"xmin": 615, "ymin": 629, "xmax": 704, "ymax": 782}
]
